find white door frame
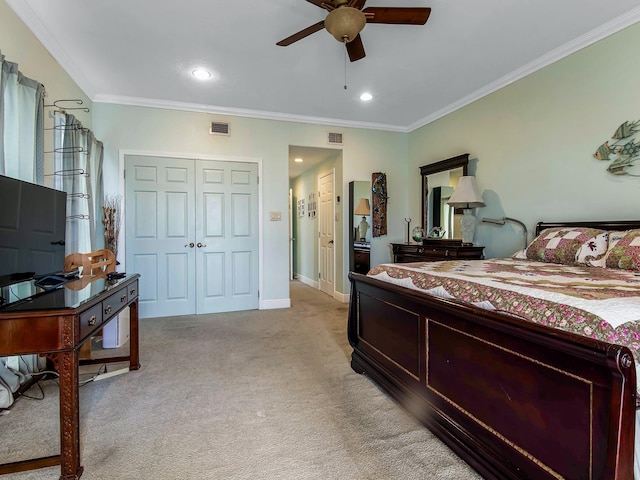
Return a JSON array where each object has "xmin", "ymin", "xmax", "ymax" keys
[
  {"xmin": 288, "ymin": 188, "xmax": 293, "ymax": 281},
  {"xmin": 118, "ymin": 149, "xmax": 264, "ymax": 308}
]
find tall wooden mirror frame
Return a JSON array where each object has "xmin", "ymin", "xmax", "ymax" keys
[{"xmin": 420, "ymin": 153, "xmax": 469, "ymax": 237}]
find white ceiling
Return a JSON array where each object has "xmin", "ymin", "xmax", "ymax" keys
[{"xmin": 8, "ymin": 0, "xmax": 640, "ymax": 134}]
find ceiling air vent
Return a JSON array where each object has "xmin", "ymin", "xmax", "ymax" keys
[
  {"xmin": 328, "ymin": 132, "xmax": 343, "ymax": 145},
  {"xmin": 210, "ymin": 122, "xmax": 230, "ymax": 136}
]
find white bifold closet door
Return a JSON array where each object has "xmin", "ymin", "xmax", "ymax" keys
[{"xmin": 125, "ymin": 155, "xmax": 259, "ymax": 318}]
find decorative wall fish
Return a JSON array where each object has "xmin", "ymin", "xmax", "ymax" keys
[
  {"xmin": 612, "ymin": 120, "xmax": 640, "ymax": 139},
  {"xmin": 593, "ymin": 119, "xmax": 640, "ymax": 176}
]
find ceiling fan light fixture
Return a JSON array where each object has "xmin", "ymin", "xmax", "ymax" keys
[{"xmin": 325, "ymin": 7, "xmax": 366, "ymax": 43}]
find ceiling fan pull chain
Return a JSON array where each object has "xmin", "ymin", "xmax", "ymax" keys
[{"xmin": 344, "ymin": 41, "xmax": 348, "ymax": 90}]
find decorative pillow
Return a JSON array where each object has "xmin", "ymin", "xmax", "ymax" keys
[
  {"xmin": 604, "ymin": 229, "xmax": 640, "ymax": 270},
  {"xmin": 525, "ymin": 227, "xmax": 609, "ymax": 266},
  {"xmin": 511, "ymin": 248, "xmax": 527, "ymax": 260}
]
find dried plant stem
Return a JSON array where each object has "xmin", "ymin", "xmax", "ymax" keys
[{"xmin": 102, "ymin": 195, "xmax": 121, "ymax": 260}]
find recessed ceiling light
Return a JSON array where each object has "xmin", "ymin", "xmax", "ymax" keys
[
  {"xmin": 192, "ymin": 69, "xmax": 212, "ymax": 80},
  {"xmin": 360, "ymin": 92, "xmax": 373, "ymax": 102},
  {"xmin": 294, "ymin": 158, "xmax": 304, "ymax": 163}
]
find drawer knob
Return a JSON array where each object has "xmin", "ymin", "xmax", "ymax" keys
[
  {"xmin": 104, "ymin": 305, "xmax": 112, "ymax": 315},
  {"xmin": 121, "ymin": 294, "xmax": 127, "ymax": 303},
  {"xmin": 88, "ymin": 315, "xmax": 97, "ymax": 326},
  {"xmin": 130, "ymin": 289, "xmax": 136, "ymax": 296}
]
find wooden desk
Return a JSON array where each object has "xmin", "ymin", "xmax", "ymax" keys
[{"xmin": 0, "ymin": 273, "xmax": 141, "ymax": 480}]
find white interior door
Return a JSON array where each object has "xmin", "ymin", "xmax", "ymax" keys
[
  {"xmin": 195, "ymin": 160, "xmax": 259, "ymax": 313},
  {"xmin": 125, "ymin": 155, "xmax": 196, "ymax": 318},
  {"xmin": 318, "ymin": 169, "xmax": 334, "ymax": 296},
  {"xmin": 125, "ymin": 155, "xmax": 259, "ymax": 318}
]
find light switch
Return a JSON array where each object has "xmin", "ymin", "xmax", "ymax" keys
[{"xmin": 270, "ymin": 211, "xmax": 282, "ymax": 221}]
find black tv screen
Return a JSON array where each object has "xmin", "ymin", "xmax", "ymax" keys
[{"xmin": 0, "ymin": 175, "xmax": 67, "ymax": 287}]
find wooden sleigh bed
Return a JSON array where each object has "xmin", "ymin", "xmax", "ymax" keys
[{"xmin": 348, "ymin": 221, "xmax": 640, "ymax": 480}]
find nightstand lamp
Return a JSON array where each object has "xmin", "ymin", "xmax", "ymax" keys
[
  {"xmin": 354, "ymin": 197, "xmax": 371, "ymax": 241},
  {"xmin": 447, "ymin": 176, "xmax": 485, "ymax": 245}
]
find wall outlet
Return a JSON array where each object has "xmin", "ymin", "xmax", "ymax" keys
[{"xmin": 270, "ymin": 211, "xmax": 282, "ymax": 221}]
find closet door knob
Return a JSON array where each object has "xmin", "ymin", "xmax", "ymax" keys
[
  {"xmin": 185, "ymin": 242, "xmax": 195, "ymax": 248},
  {"xmin": 197, "ymin": 242, "xmax": 206, "ymax": 248}
]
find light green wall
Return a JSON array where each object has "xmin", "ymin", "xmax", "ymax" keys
[
  {"xmin": 93, "ymin": 103, "xmax": 406, "ymax": 302},
  {"xmin": 408, "ymin": 21, "xmax": 640, "ymax": 258}
]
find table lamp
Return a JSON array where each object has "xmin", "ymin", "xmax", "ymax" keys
[
  {"xmin": 447, "ymin": 176, "xmax": 485, "ymax": 244},
  {"xmin": 354, "ymin": 197, "xmax": 371, "ymax": 241}
]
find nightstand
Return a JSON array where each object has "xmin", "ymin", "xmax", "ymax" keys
[
  {"xmin": 353, "ymin": 242, "xmax": 370, "ymax": 274},
  {"xmin": 391, "ymin": 239, "xmax": 484, "ymax": 263}
]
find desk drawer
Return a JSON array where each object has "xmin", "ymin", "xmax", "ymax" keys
[
  {"xmin": 127, "ymin": 281, "xmax": 138, "ymax": 300},
  {"xmin": 80, "ymin": 304, "xmax": 103, "ymax": 339},
  {"xmin": 102, "ymin": 287, "xmax": 128, "ymax": 319}
]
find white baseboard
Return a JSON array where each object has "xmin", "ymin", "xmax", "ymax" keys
[
  {"xmin": 295, "ymin": 275, "xmax": 349, "ymax": 302},
  {"xmin": 260, "ymin": 298, "xmax": 291, "ymax": 309},
  {"xmin": 334, "ymin": 291, "xmax": 349, "ymax": 303},
  {"xmin": 295, "ymin": 274, "xmax": 318, "ymax": 289}
]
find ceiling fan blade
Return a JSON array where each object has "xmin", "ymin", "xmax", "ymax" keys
[
  {"xmin": 276, "ymin": 21, "xmax": 325, "ymax": 46},
  {"xmin": 346, "ymin": 34, "xmax": 366, "ymax": 62},
  {"xmin": 348, "ymin": 0, "xmax": 367, "ymax": 9},
  {"xmin": 363, "ymin": 7, "xmax": 431, "ymax": 25},
  {"xmin": 306, "ymin": 0, "xmax": 333, "ymax": 10}
]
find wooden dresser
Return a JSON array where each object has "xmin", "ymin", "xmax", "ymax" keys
[
  {"xmin": 353, "ymin": 242, "xmax": 370, "ymax": 274},
  {"xmin": 391, "ymin": 239, "xmax": 484, "ymax": 263}
]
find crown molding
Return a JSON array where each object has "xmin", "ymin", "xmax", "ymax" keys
[
  {"xmin": 92, "ymin": 94, "xmax": 407, "ymax": 132},
  {"xmin": 406, "ymin": 6, "xmax": 640, "ymax": 133}
]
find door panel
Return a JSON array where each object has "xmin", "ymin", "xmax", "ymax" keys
[
  {"xmin": 318, "ymin": 170, "xmax": 335, "ymax": 296},
  {"xmin": 196, "ymin": 160, "xmax": 259, "ymax": 313},
  {"xmin": 126, "ymin": 156, "xmax": 196, "ymax": 318}
]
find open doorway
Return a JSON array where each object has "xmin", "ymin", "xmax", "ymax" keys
[{"xmin": 288, "ymin": 146, "xmax": 343, "ymax": 299}]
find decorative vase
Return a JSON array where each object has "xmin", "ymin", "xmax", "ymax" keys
[
  {"xmin": 412, "ymin": 226, "xmax": 424, "ymax": 243},
  {"xmin": 460, "ymin": 208, "xmax": 476, "ymax": 244},
  {"xmin": 358, "ymin": 217, "xmax": 369, "ymax": 241}
]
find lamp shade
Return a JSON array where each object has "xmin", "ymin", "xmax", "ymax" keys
[
  {"xmin": 447, "ymin": 176, "xmax": 485, "ymax": 208},
  {"xmin": 354, "ymin": 198, "xmax": 371, "ymax": 215},
  {"xmin": 325, "ymin": 7, "xmax": 366, "ymax": 43}
]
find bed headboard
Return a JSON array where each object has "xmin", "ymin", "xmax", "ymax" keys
[{"xmin": 535, "ymin": 220, "xmax": 640, "ymax": 236}]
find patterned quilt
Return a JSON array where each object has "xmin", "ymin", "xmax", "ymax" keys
[{"xmin": 368, "ymin": 259, "xmax": 640, "ymax": 367}]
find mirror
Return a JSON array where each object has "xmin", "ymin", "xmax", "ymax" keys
[
  {"xmin": 349, "ymin": 181, "xmax": 371, "ymax": 274},
  {"xmin": 420, "ymin": 154, "xmax": 469, "ymax": 240}
]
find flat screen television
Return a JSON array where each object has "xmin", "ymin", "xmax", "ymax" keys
[{"xmin": 0, "ymin": 175, "xmax": 67, "ymax": 287}]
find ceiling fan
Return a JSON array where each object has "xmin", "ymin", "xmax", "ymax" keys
[{"xmin": 276, "ymin": 0, "xmax": 431, "ymax": 62}]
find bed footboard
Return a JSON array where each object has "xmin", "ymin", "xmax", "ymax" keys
[{"xmin": 348, "ymin": 272, "xmax": 636, "ymax": 480}]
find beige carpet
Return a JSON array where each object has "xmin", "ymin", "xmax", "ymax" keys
[{"xmin": 1, "ymin": 281, "xmax": 480, "ymax": 479}]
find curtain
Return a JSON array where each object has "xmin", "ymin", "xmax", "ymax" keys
[
  {"xmin": 55, "ymin": 113, "xmax": 104, "ymax": 255},
  {"xmin": 0, "ymin": 50, "xmax": 45, "ymax": 182},
  {"xmin": 0, "ymin": 51, "xmax": 45, "ymax": 408}
]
